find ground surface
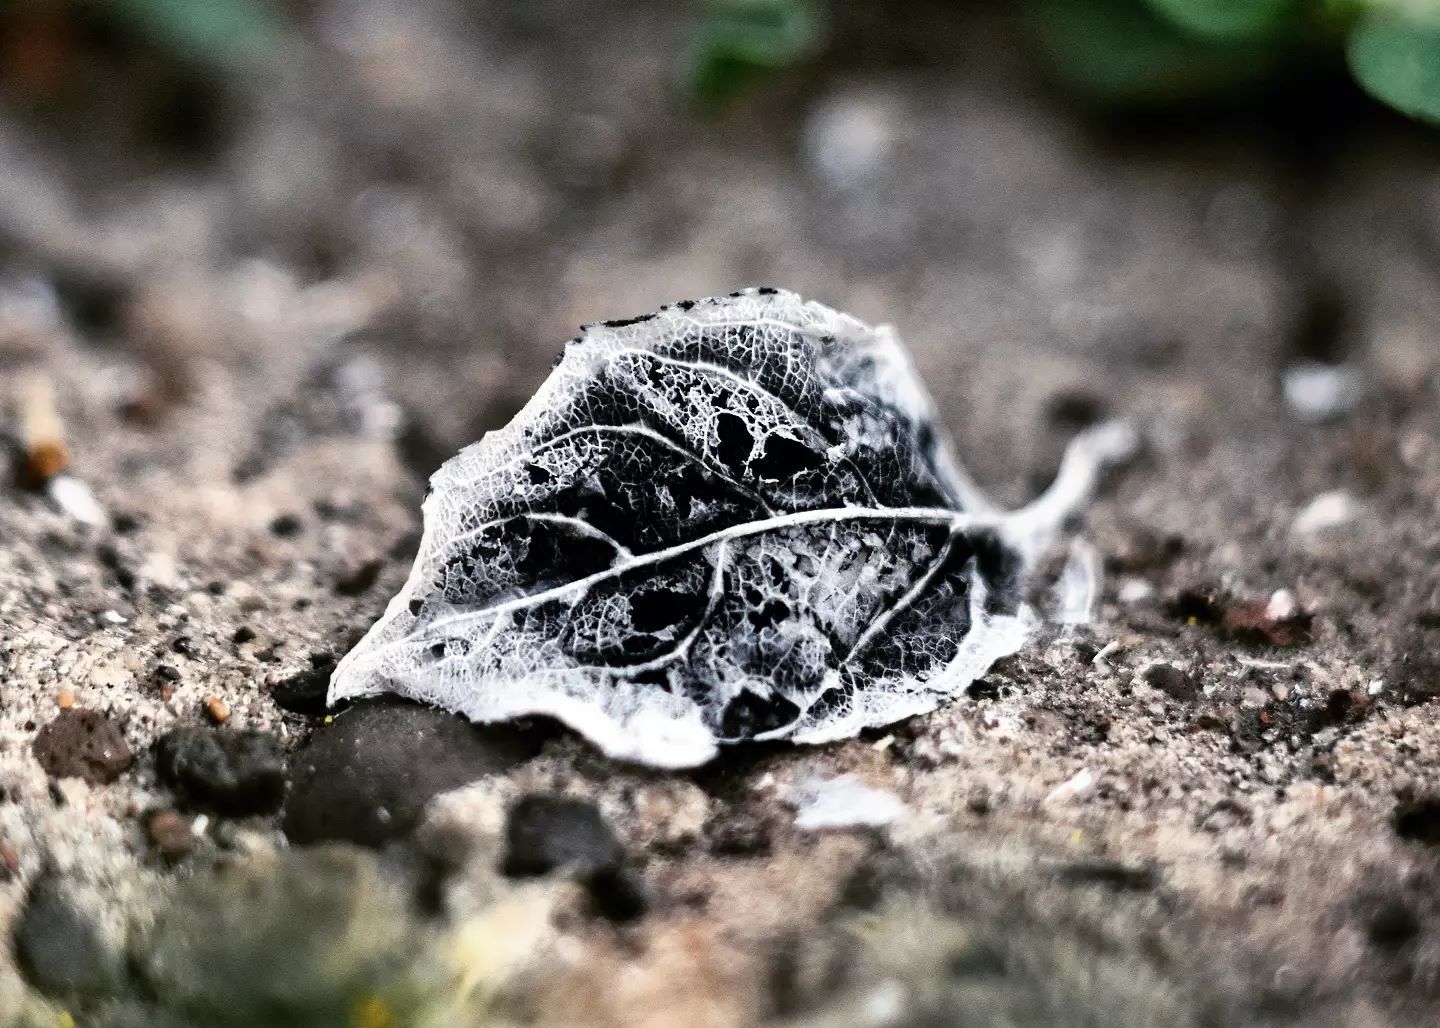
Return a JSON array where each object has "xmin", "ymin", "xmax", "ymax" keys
[{"xmin": 1, "ymin": 2, "xmax": 1440, "ymax": 1026}]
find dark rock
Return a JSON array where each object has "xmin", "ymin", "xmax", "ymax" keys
[
  {"xmin": 1222, "ymin": 600, "xmax": 1313, "ymax": 647},
  {"xmin": 1167, "ymin": 587, "xmax": 1313, "ymax": 647},
  {"xmin": 1045, "ymin": 389, "xmax": 1106, "ymax": 431},
  {"xmin": 32, "ymin": 709, "xmax": 133, "ymax": 784},
  {"xmin": 946, "ymin": 942, "xmax": 1010, "ymax": 979},
  {"xmin": 1193, "ymin": 711, "xmax": 1229, "ymax": 732},
  {"xmin": 13, "ymin": 875, "xmax": 121, "ymax": 998},
  {"xmin": 1388, "ymin": 638, "xmax": 1440, "ymax": 705},
  {"xmin": 585, "ymin": 866, "xmax": 648, "ymax": 922},
  {"xmin": 388, "ymin": 530, "xmax": 422, "ymax": 560},
  {"xmin": 707, "ymin": 813, "xmax": 773, "ymax": 857},
  {"xmin": 1165, "ymin": 588, "xmax": 1224, "ymax": 626},
  {"xmin": 1320, "ymin": 687, "xmax": 1370, "ymax": 726},
  {"xmin": 835, "ymin": 852, "xmax": 921, "ymax": 912},
  {"xmin": 1053, "ymin": 859, "xmax": 1159, "ymax": 892},
  {"xmin": 335, "ymin": 558, "xmax": 384, "ymax": 597},
  {"xmin": 268, "ymin": 652, "xmax": 336, "ymax": 717},
  {"xmin": 284, "ymin": 698, "xmax": 540, "ymax": 847},
  {"xmin": 136, "ymin": 845, "xmax": 423, "ymax": 1025},
  {"xmin": 502, "ymin": 794, "xmax": 624, "ymax": 878},
  {"xmin": 96, "ymin": 542, "xmax": 137, "ymax": 592},
  {"xmin": 1142, "ymin": 663, "xmax": 1197, "ymax": 701},
  {"xmin": 1367, "ymin": 897, "xmax": 1420, "ymax": 950},
  {"xmin": 501, "ymin": 794, "xmax": 646, "ymax": 921},
  {"xmin": 269, "ymin": 513, "xmax": 303, "ymax": 537},
  {"xmin": 155, "ymin": 728, "xmax": 288, "ymax": 816},
  {"xmin": 966, "ymin": 678, "xmax": 1000, "ymax": 701},
  {"xmin": 1107, "ymin": 528, "xmax": 1185, "ymax": 574},
  {"xmin": 1393, "ymin": 796, "xmax": 1440, "ymax": 845},
  {"xmin": 231, "ymin": 625, "xmax": 257, "ymax": 644}
]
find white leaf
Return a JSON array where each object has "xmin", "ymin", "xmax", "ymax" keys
[{"xmin": 330, "ymin": 288, "xmax": 1130, "ymax": 767}]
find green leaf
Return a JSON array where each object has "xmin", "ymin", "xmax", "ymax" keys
[
  {"xmin": 1348, "ymin": 13, "xmax": 1440, "ymax": 122},
  {"xmin": 684, "ymin": 0, "xmax": 820, "ymax": 108},
  {"xmin": 1030, "ymin": 0, "xmax": 1282, "ymax": 103},
  {"xmin": 91, "ymin": 0, "xmax": 284, "ymax": 64},
  {"xmin": 1142, "ymin": 0, "xmax": 1303, "ymax": 40}
]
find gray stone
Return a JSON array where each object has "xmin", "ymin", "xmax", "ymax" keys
[
  {"xmin": 283, "ymin": 698, "xmax": 541, "ymax": 847},
  {"xmin": 13, "ymin": 875, "xmax": 122, "ymax": 999}
]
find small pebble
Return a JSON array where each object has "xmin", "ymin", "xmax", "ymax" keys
[
  {"xmin": 1282, "ymin": 362, "xmax": 1361, "ymax": 422},
  {"xmin": 1221, "ymin": 590, "xmax": 1312, "ymax": 647},
  {"xmin": 334, "ymin": 558, "xmax": 384, "ymax": 597},
  {"xmin": 803, "ymin": 93, "xmax": 895, "ymax": 188},
  {"xmin": 1091, "ymin": 640, "xmax": 1123, "ymax": 667},
  {"xmin": 0, "ymin": 840, "xmax": 20, "ymax": 880},
  {"xmin": 32, "ymin": 709, "xmax": 133, "ymax": 785},
  {"xmin": 16, "ymin": 373, "xmax": 69, "ymax": 483},
  {"xmin": 269, "ymin": 513, "xmax": 303, "ymax": 537},
  {"xmin": 155, "ymin": 727, "xmax": 288, "ymax": 816},
  {"xmin": 502, "ymin": 795, "xmax": 625, "ymax": 878},
  {"xmin": 205, "ymin": 696, "xmax": 231, "ymax": 724},
  {"xmin": 283, "ymin": 699, "xmax": 539, "ymax": 846},
  {"xmin": 1267, "ymin": 588, "xmax": 1298, "ymax": 621},
  {"xmin": 12, "ymin": 876, "xmax": 121, "ymax": 998},
  {"xmin": 1117, "ymin": 578, "xmax": 1154, "ymax": 604},
  {"xmin": 146, "ymin": 810, "xmax": 196, "ymax": 859},
  {"xmin": 1053, "ymin": 858, "xmax": 1159, "ymax": 892},
  {"xmin": 501, "ymin": 794, "xmax": 645, "ymax": 921},
  {"xmin": 269, "ymin": 654, "xmax": 336, "ymax": 716},
  {"xmin": 47, "ymin": 475, "xmax": 106, "ymax": 526},
  {"xmin": 1292, "ymin": 490, "xmax": 1357, "ymax": 535},
  {"xmin": 1142, "ymin": 663, "xmax": 1197, "ymax": 702}
]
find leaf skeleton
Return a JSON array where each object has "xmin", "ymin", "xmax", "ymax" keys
[{"xmin": 330, "ymin": 288, "xmax": 1136, "ymax": 767}]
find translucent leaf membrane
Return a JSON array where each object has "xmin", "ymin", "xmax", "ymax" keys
[{"xmin": 331, "ymin": 288, "xmax": 1134, "ymax": 767}]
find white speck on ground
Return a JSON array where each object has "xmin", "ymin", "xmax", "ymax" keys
[
  {"xmin": 1292, "ymin": 490, "xmax": 1358, "ymax": 535},
  {"xmin": 46, "ymin": 475, "xmax": 106, "ymax": 526},
  {"xmin": 1044, "ymin": 768, "xmax": 1095, "ymax": 805},
  {"xmin": 788, "ymin": 775, "xmax": 905, "ymax": 831},
  {"xmin": 1282, "ymin": 362, "xmax": 1362, "ymax": 422}
]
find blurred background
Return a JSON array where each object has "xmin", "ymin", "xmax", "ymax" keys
[{"xmin": 0, "ymin": 0, "xmax": 1436, "ymax": 504}]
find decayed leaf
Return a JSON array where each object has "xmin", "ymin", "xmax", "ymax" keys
[{"xmin": 330, "ymin": 288, "xmax": 1134, "ymax": 767}]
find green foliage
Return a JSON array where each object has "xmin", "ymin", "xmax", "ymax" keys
[
  {"xmin": 1034, "ymin": 0, "xmax": 1440, "ymax": 124},
  {"xmin": 1141, "ymin": 0, "xmax": 1301, "ymax": 39},
  {"xmin": 684, "ymin": 0, "xmax": 821, "ymax": 108},
  {"xmin": 678, "ymin": 0, "xmax": 1440, "ymax": 127},
  {"xmin": 1348, "ymin": 12, "xmax": 1440, "ymax": 123},
  {"xmin": 85, "ymin": 0, "xmax": 284, "ymax": 65},
  {"xmin": 1029, "ymin": 0, "xmax": 1285, "ymax": 103}
]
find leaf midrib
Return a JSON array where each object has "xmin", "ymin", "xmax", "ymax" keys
[{"xmin": 403, "ymin": 504, "xmax": 972, "ymax": 646}]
